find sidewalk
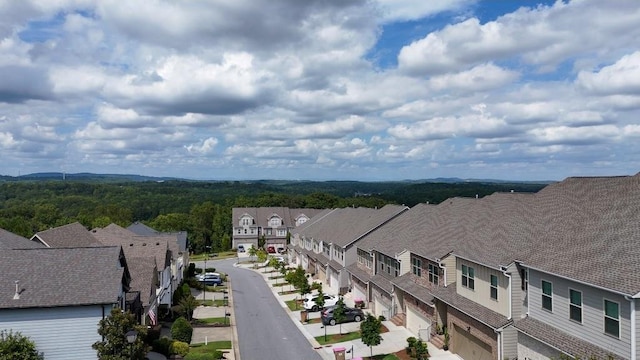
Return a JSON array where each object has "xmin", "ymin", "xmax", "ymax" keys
[{"xmin": 235, "ymin": 261, "xmax": 462, "ymax": 360}]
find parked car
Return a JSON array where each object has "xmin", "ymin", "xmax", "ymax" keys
[
  {"xmin": 321, "ymin": 306, "xmax": 364, "ymax": 326},
  {"xmin": 238, "ymin": 245, "xmax": 245, "ymax": 253},
  {"xmin": 303, "ymin": 293, "xmax": 340, "ymax": 311},
  {"xmin": 267, "ymin": 245, "xmax": 276, "ymax": 253},
  {"xmin": 196, "ymin": 272, "xmax": 223, "ymax": 286},
  {"xmin": 277, "ymin": 247, "xmax": 286, "ymax": 254}
]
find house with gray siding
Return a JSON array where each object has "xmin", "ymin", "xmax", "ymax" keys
[
  {"xmin": 0, "ymin": 246, "xmax": 131, "ymax": 360},
  {"xmin": 291, "ymin": 205, "xmax": 408, "ymax": 295}
]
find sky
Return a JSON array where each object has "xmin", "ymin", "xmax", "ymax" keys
[{"xmin": 1, "ymin": 0, "xmax": 640, "ymax": 181}]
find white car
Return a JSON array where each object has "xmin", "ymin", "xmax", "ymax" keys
[{"xmin": 303, "ymin": 294, "xmax": 340, "ymax": 311}]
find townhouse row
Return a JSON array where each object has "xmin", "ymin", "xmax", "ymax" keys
[
  {"xmin": 0, "ymin": 222, "xmax": 188, "ymax": 360},
  {"xmin": 284, "ymin": 174, "xmax": 640, "ymax": 360}
]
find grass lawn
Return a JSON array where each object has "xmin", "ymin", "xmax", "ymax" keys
[
  {"xmin": 189, "ymin": 341, "xmax": 232, "ymax": 353},
  {"xmin": 285, "ymin": 299, "xmax": 303, "ymax": 311},
  {"xmin": 197, "ymin": 299, "xmax": 214, "ymax": 306},
  {"xmin": 314, "ymin": 330, "xmax": 361, "ymax": 345},
  {"xmin": 193, "ymin": 317, "xmax": 229, "ymax": 325},
  {"xmin": 212, "ymin": 299, "xmax": 229, "ymax": 307},
  {"xmin": 272, "ymin": 282, "xmax": 288, "ymax": 287},
  {"xmin": 279, "ymin": 289, "xmax": 298, "ymax": 295},
  {"xmin": 268, "ymin": 275, "xmax": 284, "ymax": 280}
]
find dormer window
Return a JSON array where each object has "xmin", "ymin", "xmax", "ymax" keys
[{"xmin": 269, "ymin": 216, "xmax": 282, "ymax": 227}]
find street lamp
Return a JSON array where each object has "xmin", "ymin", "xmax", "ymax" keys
[
  {"xmin": 203, "ymin": 245, "xmax": 211, "ymax": 304},
  {"xmin": 125, "ymin": 330, "xmax": 137, "ymax": 360},
  {"xmin": 320, "ymin": 324, "xmax": 327, "ymax": 342}
]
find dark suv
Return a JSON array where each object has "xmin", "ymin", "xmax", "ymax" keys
[{"xmin": 320, "ymin": 306, "xmax": 364, "ymax": 326}]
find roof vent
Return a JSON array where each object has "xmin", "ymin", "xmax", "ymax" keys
[
  {"xmin": 129, "ymin": 243, "xmax": 134, "ymax": 246},
  {"xmin": 142, "ymin": 243, "xmax": 147, "ymax": 246},
  {"xmin": 13, "ymin": 280, "xmax": 20, "ymax": 300},
  {"xmin": 510, "ymin": 189, "xmax": 514, "ymax": 193},
  {"xmin": 156, "ymin": 242, "xmax": 160, "ymax": 245}
]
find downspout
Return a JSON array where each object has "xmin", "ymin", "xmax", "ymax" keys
[
  {"xmin": 625, "ymin": 295, "xmax": 636, "ymax": 360},
  {"xmin": 437, "ymin": 260, "xmax": 447, "ymax": 287},
  {"xmin": 496, "ymin": 328, "xmax": 502, "ymax": 360},
  {"xmin": 501, "ymin": 266, "xmax": 512, "ymax": 320}
]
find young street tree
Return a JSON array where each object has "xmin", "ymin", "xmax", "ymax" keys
[
  {"xmin": 93, "ymin": 308, "xmax": 147, "ymax": 360},
  {"xmin": 0, "ymin": 330, "xmax": 44, "ymax": 360},
  {"xmin": 314, "ymin": 288, "xmax": 326, "ymax": 312},
  {"xmin": 332, "ymin": 298, "xmax": 347, "ymax": 334},
  {"xmin": 360, "ymin": 314, "xmax": 383, "ymax": 359}
]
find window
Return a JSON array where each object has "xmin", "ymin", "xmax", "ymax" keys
[
  {"xmin": 462, "ymin": 264, "xmax": 475, "ymax": 290},
  {"xmin": 490, "ymin": 275, "xmax": 498, "ymax": 300},
  {"xmin": 542, "ymin": 280, "xmax": 553, "ymax": 311},
  {"xmin": 428, "ymin": 264, "xmax": 439, "ymax": 285},
  {"xmin": 243, "ymin": 229, "xmax": 247, "ymax": 234},
  {"xmin": 521, "ymin": 268, "xmax": 528, "ymax": 291},
  {"xmin": 411, "ymin": 257, "xmax": 422, "ymax": 276},
  {"xmin": 358, "ymin": 249, "xmax": 373, "ymax": 269},
  {"xmin": 569, "ymin": 289, "xmax": 582, "ymax": 323},
  {"xmin": 604, "ymin": 300, "xmax": 620, "ymax": 338}
]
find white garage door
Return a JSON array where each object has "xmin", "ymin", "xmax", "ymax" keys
[
  {"xmin": 329, "ymin": 271, "xmax": 340, "ymax": 294},
  {"xmin": 406, "ymin": 306, "xmax": 431, "ymax": 339},
  {"xmin": 318, "ymin": 267, "xmax": 327, "ymax": 282},
  {"xmin": 374, "ymin": 296, "xmax": 390, "ymax": 319},
  {"xmin": 352, "ymin": 283, "xmax": 367, "ymax": 304}
]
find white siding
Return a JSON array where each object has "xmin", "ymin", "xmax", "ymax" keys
[
  {"xmin": 528, "ymin": 270, "xmax": 631, "ymax": 359},
  {"xmin": 456, "ymin": 259, "xmax": 510, "ymax": 317},
  {"xmin": 397, "ymin": 250, "xmax": 411, "ymax": 276},
  {"xmin": 0, "ymin": 305, "xmax": 111, "ymax": 360}
]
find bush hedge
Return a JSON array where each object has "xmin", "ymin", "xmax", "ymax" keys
[
  {"xmin": 170, "ymin": 340, "xmax": 190, "ymax": 356},
  {"xmin": 171, "ymin": 317, "xmax": 193, "ymax": 343}
]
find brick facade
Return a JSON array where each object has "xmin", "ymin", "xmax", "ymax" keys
[{"xmin": 447, "ymin": 306, "xmax": 498, "ymax": 360}]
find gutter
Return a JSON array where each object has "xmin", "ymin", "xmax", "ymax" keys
[
  {"xmin": 501, "ymin": 266, "xmax": 512, "ymax": 320},
  {"xmin": 437, "ymin": 259, "xmax": 447, "ymax": 287}
]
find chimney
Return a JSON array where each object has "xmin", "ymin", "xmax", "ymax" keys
[{"xmin": 13, "ymin": 280, "xmax": 20, "ymax": 300}]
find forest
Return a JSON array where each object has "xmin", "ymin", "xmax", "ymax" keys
[{"xmin": 0, "ymin": 176, "xmax": 547, "ymax": 253}]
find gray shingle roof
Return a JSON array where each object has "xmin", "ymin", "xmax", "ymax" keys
[
  {"xmin": 345, "ymin": 263, "xmax": 371, "ymax": 283},
  {"xmin": 91, "ymin": 224, "xmax": 171, "ymax": 269},
  {"xmin": 232, "ymin": 207, "xmax": 325, "ymax": 228},
  {"xmin": 0, "ymin": 228, "xmax": 44, "ymax": 249},
  {"xmin": 127, "ymin": 257, "xmax": 157, "ymax": 307},
  {"xmin": 293, "ymin": 205, "xmax": 408, "ymax": 248},
  {"xmin": 392, "ymin": 273, "xmax": 435, "ymax": 304},
  {"xmin": 32, "ymin": 222, "xmax": 101, "ymax": 248},
  {"xmin": 515, "ymin": 316, "xmax": 624, "ymax": 359},
  {"xmin": 0, "ymin": 246, "xmax": 125, "ymax": 309},
  {"xmin": 127, "ymin": 222, "xmax": 188, "ymax": 252}
]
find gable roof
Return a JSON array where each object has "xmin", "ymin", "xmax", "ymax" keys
[
  {"xmin": 293, "ymin": 205, "xmax": 408, "ymax": 248},
  {"xmin": 0, "ymin": 228, "xmax": 45, "ymax": 249},
  {"xmin": 126, "ymin": 256, "xmax": 157, "ymax": 307},
  {"xmin": 232, "ymin": 207, "xmax": 326, "ymax": 228},
  {"xmin": 92, "ymin": 224, "xmax": 171, "ymax": 269},
  {"xmin": 128, "ymin": 222, "xmax": 188, "ymax": 254},
  {"xmin": 0, "ymin": 246, "xmax": 126, "ymax": 309},
  {"xmin": 31, "ymin": 222, "xmax": 101, "ymax": 248}
]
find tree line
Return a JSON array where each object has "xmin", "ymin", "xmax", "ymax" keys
[{"xmin": 0, "ymin": 179, "xmax": 546, "ymax": 252}]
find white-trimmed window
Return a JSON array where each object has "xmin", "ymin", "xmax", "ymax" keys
[
  {"xmin": 490, "ymin": 275, "xmax": 498, "ymax": 300},
  {"xmin": 461, "ymin": 264, "xmax": 475, "ymax": 290},
  {"xmin": 542, "ymin": 280, "xmax": 553, "ymax": 311},
  {"xmin": 428, "ymin": 264, "xmax": 439, "ymax": 285},
  {"xmin": 269, "ymin": 217, "xmax": 281, "ymax": 226},
  {"xmin": 569, "ymin": 289, "xmax": 582, "ymax": 323},
  {"xmin": 411, "ymin": 257, "xmax": 422, "ymax": 276},
  {"xmin": 604, "ymin": 299, "xmax": 620, "ymax": 338}
]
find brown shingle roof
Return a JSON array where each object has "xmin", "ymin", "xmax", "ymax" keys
[
  {"xmin": 92, "ymin": 224, "xmax": 171, "ymax": 269},
  {"xmin": 0, "ymin": 246, "xmax": 125, "ymax": 309},
  {"xmin": 32, "ymin": 222, "xmax": 101, "ymax": 248},
  {"xmin": 127, "ymin": 257, "xmax": 157, "ymax": 307}
]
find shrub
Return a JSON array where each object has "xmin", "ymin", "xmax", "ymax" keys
[
  {"xmin": 184, "ymin": 352, "xmax": 224, "ymax": 360},
  {"xmin": 152, "ymin": 336, "xmax": 172, "ymax": 356},
  {"xmin": 171, "ymin": 317, "xmax": 193, "ymax": 343},
  {"xmin": 146, "ymin": 326, "xmax": 162, "ymax": 344},
  {"xmin": 170, "ymin": 340, "xmax": 190, "ymax": 356}
]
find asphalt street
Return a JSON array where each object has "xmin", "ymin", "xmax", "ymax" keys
[{"xmin": 194, "ymin": 258, "xmax": 323, "ymax": 360}]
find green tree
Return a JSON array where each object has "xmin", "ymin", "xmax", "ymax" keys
[
  {"xmin": 171, "ymin": 317, "xmax": 193, "ymax": 343},
  {"xmin": 248, "ymin": 246, "xmax": 257, "ymax": 262},
  {"xmin": 0, "ymin": 330, "xmax": 44, "ymax": 360},
  {"xmin": 258, "ymin": 234, "xmax": 266, "ymax": 248},
  {"xmin": 268, "ymin": 257, "xmax": 280, "ymax": 273},
  {"xmin": 314, "ymin": 288, "xmax": 326, "ymax": 312},
  {"xmin": 177, "ymin": 295, "xmax": 199, "ymax": 321},
  {"xmin": 256, "ymin": 248, "xmax": 268, "ymax": 263},
  {"xmin": 93, "ymin": 308, "xmax": 147, "ymax": 360},
  {"xmin": 360, "ymin": 314, "xmax": 383, "ymax": 359},
  {"xmin": 332, "ymin": 298, "xmax": 347, "ymax": 334}
]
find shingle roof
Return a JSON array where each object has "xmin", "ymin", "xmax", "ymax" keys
[
  {"xmin": 0, "ymin": 228, "xmax": 44, "ymax": 249},
  {"xmin": 392, "ymin": 273, "xmax": 435, "ymax": 304},
  {"xmin": 293, "ymin": 205, "xmax": 408, "ymax": 248},
  {"xmin": 515, "ymin": 316, "xmax": 624, "ymax": 360},
  {"xmin": 232, "ymin": 207, "xmax": 325, "ymax": 228},
  {"xmin": 127, "ymin": 257, "xmax": 157, "ymax": 307},
  {"xmin": 0, "ymin": 246, "xmax": 125, "ymax": 309},
  {"xmin": 127, "ymin": 222, "xmax": 188, "ymax": 252},
  {"xmin": 32, "ymin": 222, "xmax": 101, "ymax": 248},
  {"xmin": 92, "ymin": 224, "xmax": 171, "ymax": 269},
  {"xmin": 522, "ymin": 175, "xmax": 640, "ymax": 295},
  {"xmin": 345, "ymin": 263, "xmax": 371, "ymax": 283},
  {"xmin": 431, "ymin": 284, "xmax": 511, "ymax": 329}
]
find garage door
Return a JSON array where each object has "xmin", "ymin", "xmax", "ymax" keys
[
  {"xmin": 329, "ymin": 271, "xmax": 340, "ymax": 294},
  {"xmin": 406, "ymin": 306, "xmax": 430, "ymax": 339},
  {"xmin": 452, "ymin": 324, "xmax": 492, "ymax": 360},
  {"xmin": 352, "ymin": 283, "xmax": 367, "ymax": 304},
  {"xmin": 374, "ymin": 296, "xmax": 390, "ymax": 319},
  {"xmin": 318, "ymin": 267, "xmax": 327, "ymax": 282}
]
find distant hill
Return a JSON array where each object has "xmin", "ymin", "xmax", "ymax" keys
[{"xmin": 4, "ymin": 172, "xmax": 180, "ymax": 182}]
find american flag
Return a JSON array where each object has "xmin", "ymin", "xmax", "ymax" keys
[{"xmin": 149, "ymin": 308, "xmax": 157, "ymax": 325}]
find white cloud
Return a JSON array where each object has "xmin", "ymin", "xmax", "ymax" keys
[{"xmin": 576, "ymin": 51, "xmax": 640, "ymax": 95}]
